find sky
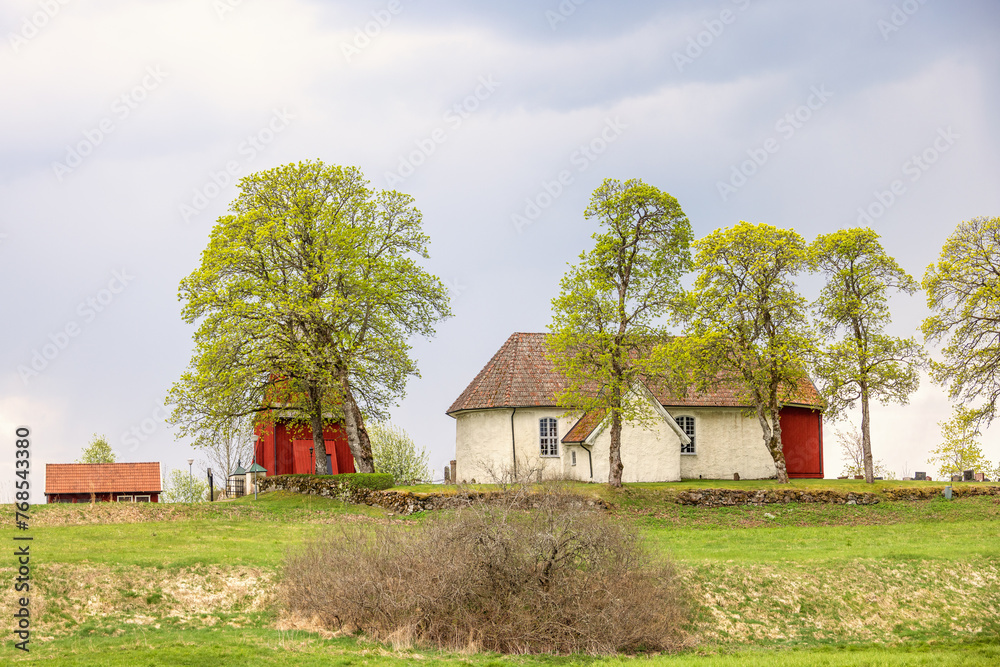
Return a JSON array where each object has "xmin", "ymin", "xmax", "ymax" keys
[{"xmin": 2, "ymin": 0, "xmax": 999, "ymax": 501}]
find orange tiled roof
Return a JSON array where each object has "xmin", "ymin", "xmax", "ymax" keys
[
  {"xmin": 45, "ymin": 462, "xmax": 162, "ymax": 494},
  {"xmin": 446, "ymin": 333, "xmax": 570, "ymax": 414},
  {"xmin": 447, "ymin": 332, "xmax": 823, "ymax": 420},
  {"xmin": 562, "ymin": 409, "xmax": 606, "ymax": 443}
]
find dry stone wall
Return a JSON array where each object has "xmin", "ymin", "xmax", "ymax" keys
[
  {"xmin": 259, "ymin": 475, "xmax": 609, "ymax": 515},
  {"xmin": 676, "ymin": 488, "xmax": 881, "ymax": 507}
]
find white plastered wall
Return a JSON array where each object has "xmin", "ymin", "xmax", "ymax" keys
[
  {"xmin": 670, "ymin": 406, "xmax": 778, "ymax": 480},
  {"xmin": 584, "ymin": 398, "xmax": 684, "ymax": 483},
  {"xmin": 453, "ymin": 407, "xmax": 579, "ymax": 483}
]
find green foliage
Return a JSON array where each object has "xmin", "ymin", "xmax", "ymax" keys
[
  {"xmin": 79, "ymin": 433, "xmax": 116, "ymax": 464},
  {"xmin": 810, "ymin": 228, "xmax": 926, "ymax": 482},
  {"xmin": 680, "ymin": 222, "xmax": 814, "ymax": 483},
  {"xmin": 167, "ymin": 161, "xmax": 451, "ymax": 474},
  {"xmin": 163, "ymin": 468, "xmax": 208, "ymax": 503},
  {"xmin": 548, "ymin": 178, "xmax": 692, "ymax": 486},
  {"xmin": 922, "ymin": 216, "xmax": 1000, "ymax": 429},
  {"xmin": 928, "ymin": 407, "xmax": 995, "ymax": 478},
  {"xmin": 368, "ymin": 422, "xmax": 431, "ymax": 484}
]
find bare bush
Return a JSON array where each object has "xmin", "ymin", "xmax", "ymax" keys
[{"xmin": 281, "ymin": 486, "xmax": 688, "ymax": 654}]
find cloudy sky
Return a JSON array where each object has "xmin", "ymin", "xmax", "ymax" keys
[{"xmin": 2, "ymin": 0, "xmax": 999, "ymax": 499}]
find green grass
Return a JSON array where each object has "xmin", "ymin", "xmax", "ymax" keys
[
  {"xmin": 10, "ymin": 626, "xmax": 1000, "ymax": 666},
  {"xmin": 6, "ymin": 491, "xmax": 388, "ymax": 568},
  {"xmin": 4, "ymin": 485, "xmax": 1000, "ymax": 663},
  {"xmin": 23, "ymin": 519, "xmax": 331, "ymax": 568},
  {"xmin": 641, "ymin": 498, "xmax": 1000, "ymax": 563}
]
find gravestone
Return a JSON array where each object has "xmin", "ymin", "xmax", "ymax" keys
[
  {"xmin": 951, "ymin": 474, "xmax": 962, "ymax": 482},
  {"xmin": 963, "ymin": 469, "xmax": 974, "ymax": 481},
  {"xmin": 914, "ymin": 472, "xmax": 926, "ymax": 481},
  {"xmin": 975, "ymin": 472, "xmax": 985, "ymax": 482}
]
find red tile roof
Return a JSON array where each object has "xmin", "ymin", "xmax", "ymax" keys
[
  {"xmin": 447, "ymin": 333, "xmax": 570, "ymax": 414},
  {"xmin": 563, "ymin": 409, "xmax": 606, "ymax": 443},
  {"xmin": 45, "ymin": 463, "xmax": 162, "ymax": 495},
  {"xmin": 447, "ymin": 332, "xmax": 823, "ymax": 419}
]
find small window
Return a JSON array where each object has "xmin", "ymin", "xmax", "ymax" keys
[
  {"xmin": 539, "ymin": 417, "xmax": 559, "ymax": 457},
  {"xmin": 677, "ymin": 416, "xmax": 696, "ymax": 454},
  {"xmin": 134, "ymin": 495, "xmax": 151, "ymax": 503},
  {"xmin": 117, "ymin": 495, "xmax": 133, "ymax": 502},
  {"xmin": 571, "ymin": 450, "xmax": 577, "ymax": 466}
]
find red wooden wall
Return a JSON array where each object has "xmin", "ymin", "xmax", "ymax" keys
[
  {"xmin": 46, "ymin": 492, "xmax": 159, "ymax": 503},
  {"xmin": 780, "ymin": 407, "xmax": 824, "ymax": 479},
  {"xmin": 254, "ymin": 421, "xmax": 356, "ymax": 476}
]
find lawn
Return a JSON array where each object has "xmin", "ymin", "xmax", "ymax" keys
[
  {"xmin": 8, "ymin": 626, "xmax": 1000, "ymax": 666},
  {"xmin": 2, "ymin": 483, "xmax": 998, "ymax": 664}
]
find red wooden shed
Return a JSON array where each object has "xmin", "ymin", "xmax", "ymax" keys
[
  {"xmin": 45, "ymin": 462, "xmax": 162, "ymax": 503},
  {"xmin": 253, "ymin": 420, "xmax": 356, "ymax": 476}
]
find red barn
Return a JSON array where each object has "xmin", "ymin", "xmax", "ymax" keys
[
  {"xmin": 45, "ymin": 462, "xmax": 162, "ymax": 503},
  {"xmin": 253, "ymin": 420, "xmax": 356, "ymax": 476}
]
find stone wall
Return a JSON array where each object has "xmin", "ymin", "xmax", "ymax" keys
[
  {"xmin": 677, "ymin": 484, "xmax": 1000, "ymax": 507},
  {"xmin": 676, "ymin": 488, "xmax": 881, "ymax": 507},
  {"xmin": 881, "ymin": 485, "xmax": 1000, "ymax": 501},
  {"xmin": 261, "ymin": 474, "xmax": 1000, "ymax": 513},
  {"xmin": 259, "ymin": 475, "xmax": 609, "ymax": 515}
]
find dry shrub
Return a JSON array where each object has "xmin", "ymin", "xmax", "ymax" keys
[{"xmin": 280, "ymin": 485, "xmax": 688, "ymax": 654}]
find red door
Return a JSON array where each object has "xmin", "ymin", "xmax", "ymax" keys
[{"xmin": 780, "ymin": 407, "xmax": 824, "ymax": 478}]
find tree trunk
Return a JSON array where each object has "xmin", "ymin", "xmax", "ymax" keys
[
  {"xmin": 757, "ymin": 406, "xmax": 789, "ymax": 483},
  {"xmin": 608, "ymin": 410, "xmax": 623, "ymax": 488},
  {"xmin": 307, "ymin": 384, "xmax": 329, "ymax": 475},
  {"xmin": 340, "ymin": 375, "xmax": 375, "ymax": 473},
  {"xmin": 861, "ymin": 383, "xmax": 874, "ymax": 484}
]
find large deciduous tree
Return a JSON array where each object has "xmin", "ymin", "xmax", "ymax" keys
[
  {"xmin": 810, "ymin": 228, "xmax": 926, "ymax": 483},
  {"xmin": 922, "ymin": 216, "xmax": 1000, "ymax": 429},
  {"xmin": 682, "ymin": 222, "xmax": 813, "ymax": 484},
  {"xmin": 168, "ymin": 161, "xmax": 450, "ymax": 474},
  {"xmin": 548, "ymin": 178, "xmax": 692, "ymax": 488}
]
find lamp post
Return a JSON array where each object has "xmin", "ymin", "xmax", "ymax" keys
[{"xmin": 187, "ymin": 458, "xmax": 194, "ymax": 502}]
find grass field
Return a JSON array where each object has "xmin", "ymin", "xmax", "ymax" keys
[{"xmin": 2, "ymin": 484, "xmax": 999, "ymax": 665}]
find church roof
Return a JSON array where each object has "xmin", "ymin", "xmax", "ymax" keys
[{"xmin": 447, "ymin": 332, "xmax": 824, "ymax": 425}]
